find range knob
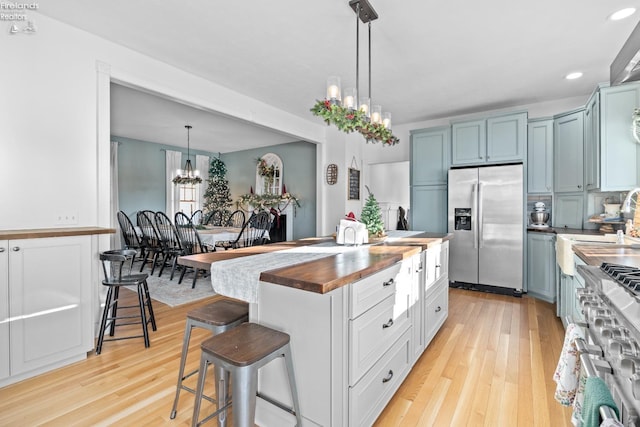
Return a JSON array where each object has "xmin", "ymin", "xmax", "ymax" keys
[
  {"xmin": 578, "ymin": 294, "xmax": 596, "ymax": 304},
  {"xmin": 593, "ymin": 316, "xmax": 617, "ymax": 332},
  {"xmin": 632, "ymin": 374, "xmax": 640, "ymax": 399},
  {"xmin": 609, "ymin": 338, "xmax": 640, "ymax": 358},
  {"xmin": 582, "ymin": 301, "xmax": 601, "ymax": 314},
  {"xmin": 602, "ymin": 326, "xmax": 629, "ymax": 340},
  {"xmin": 621, "ymin": 356, "xmax": 640, "ymax": 376}
]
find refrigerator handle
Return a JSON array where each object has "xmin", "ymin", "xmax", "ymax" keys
[
  {"xmin": 478, "ymin": 182, "xmax": 484, "ymax": 248},
  {"xmin": 472, "ymin": 182, "xmax": 478, "ymax": 249}
]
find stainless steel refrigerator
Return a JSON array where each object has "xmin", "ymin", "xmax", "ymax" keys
[{"xmin": 448, "ymin": 164, "xmax": 524, "ymax": 293}]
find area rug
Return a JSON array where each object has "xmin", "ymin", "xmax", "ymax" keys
[{"xmin": 126, "ymin": 270, "xmax": 216, "ymax": 307}]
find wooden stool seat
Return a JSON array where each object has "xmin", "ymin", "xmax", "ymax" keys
[
  {"xmin": 201, "ymin": 323, "xmax": 290, "ymax": 367},
  {"xmin": 169, "ymin": 299, "xmax": 249, "ymax": 420},
  {"xmin": 187, "ymin": 299, "xmax": 249, "ymax": 327},
  {"xmin": 192, "ymin": 322, "xmax": 302, "ymax": 427}
]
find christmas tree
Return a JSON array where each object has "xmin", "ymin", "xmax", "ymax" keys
[
  {"xmin": 203, "ymin": 157, "xmax": 233, "ymax": 222},
  {"xmin": 360, "ymin": 187, "xmax": 385, "ymax": 237}
]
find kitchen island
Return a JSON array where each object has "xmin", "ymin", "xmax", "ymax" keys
[{"xmin": 178, "ymin": 232, "xmax": 451, "ymax": 426}]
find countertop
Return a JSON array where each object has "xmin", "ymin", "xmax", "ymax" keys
[
  {"xmin": 572, "ymin": 244, "xmax": 640, "ymax": 269},
  {"xmin": 179, "ymin": 233, "xmax": 449, "ymax": 294},
  {"xmin": 527, "ymin": 226, "xmax": 605, "ymax": 235},
  {"xmin": 0, "ymin": 227, "xmax": 116, "ymax": 240}
]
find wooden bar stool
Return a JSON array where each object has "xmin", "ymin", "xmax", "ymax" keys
[
  {"xmin": 96, "ymin": 249, "xmax": 157, "ymax": 355},
  {"xmin": 191, "ymin": 323, "xmax": 302, "ymax": 427},
  {"xmin": 170, "ymin": 299, "xmax": 249, "ymax": 420}
]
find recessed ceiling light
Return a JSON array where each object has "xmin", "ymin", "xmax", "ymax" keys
[
  {"xmin": 565, "ymin": 72, "xmax": 583, "ymax": 80},
  {"xmin": 610, "ymin": 7, "xmax": 636, "ymax": 21}
]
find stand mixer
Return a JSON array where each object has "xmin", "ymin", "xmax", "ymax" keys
[{"xmin": 530, "ymin": 201, "xmax": 550, "ymax": 228}]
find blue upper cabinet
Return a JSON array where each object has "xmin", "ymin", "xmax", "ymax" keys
[
  {"xmin": 410, "ymin": 126, "xmax": 451, "ymax": 186},
  {"xmin": 599, "ymin": 83, "xmax": 640, "ymax": 191},
  {"xmin": 584, "ymin": 89, "xmax": 600, "ymax": 190},
  {"xmin": 452, "ymin": 112, "xmax": 526, "ymax": 166},
  {"xmin": 451, "ymin": 119, "xmax": 486, "ymax": 165},
  {"xmin": 486, "ymin": 112, "xmax": 527, "ymax": 163},
  {"xmin": 527, "ymin": 118, "xmax": 553, "ymax": 194},
  {"xmin": 554, "ymin": 110, "xmax": 584, "ymax": 193}
]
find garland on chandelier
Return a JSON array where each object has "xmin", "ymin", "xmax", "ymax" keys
[
  {"xmin": 172, "ymin": 175, "xmax": 202, "ymax": 185},
  {"xmin": 310, "ymin": 100, "xmax": 399, "ymax": 146}
]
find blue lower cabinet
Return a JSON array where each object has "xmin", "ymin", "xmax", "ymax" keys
[{"xmin": 526, "ymin": 232, "xmax": 556, "ymax": 303}]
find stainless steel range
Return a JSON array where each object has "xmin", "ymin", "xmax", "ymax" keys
[{"xmin": 576, "ymin": 262, "xmax": 640, "ymax": 425}]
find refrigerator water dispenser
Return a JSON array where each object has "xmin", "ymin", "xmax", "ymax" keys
[{"xmin": 454, "ymin": 208, "xmax": 472, "ymax": 231}]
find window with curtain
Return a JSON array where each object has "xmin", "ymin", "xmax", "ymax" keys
[
  {"xmin": 196, "ymin": 154, "xmax": 209, "ymax": 211},
  {"xmin": 165, "ymin": 150, "xmax": 182, "ymax": 219},
  {"xmin": 177, "ymin": 184, "xmax": 200, "ymax": 216}
]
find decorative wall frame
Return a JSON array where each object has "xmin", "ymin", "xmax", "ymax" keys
[
  {"xmin": 256, "ymin": 153, "xmax": 282, "ymax": 195},
  {"xmin": 326, "ymin": 164, "xmax": 338, "ymax": 185},
  {"xmin": 348, "ymin": 167, "xmax": 360, "ymax": 200}
]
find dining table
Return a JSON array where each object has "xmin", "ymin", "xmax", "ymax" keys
[{"xmin": 197, "ymin": 225, "xmax": 271, "ymax": 247}]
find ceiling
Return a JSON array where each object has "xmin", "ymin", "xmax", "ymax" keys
[{"xmin": 39, "ymin": 1, "xmax": 640, "ymax": 152}]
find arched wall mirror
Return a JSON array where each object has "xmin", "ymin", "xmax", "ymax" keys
[{"xmin": 256, "ymin": 153, "xmax": 283, "ymax": 195}]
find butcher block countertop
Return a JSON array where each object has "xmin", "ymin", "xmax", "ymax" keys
[
  {"xmin": 179, "ymin": 233, "xmax": 450, "ymax": 294},
  {"xmin": 572, "ymin": 244, "xmax": 640, "ymax": 269},
  {"xmin": 0, "ymin": 227, "xmax": 115, "ymax": 240}
]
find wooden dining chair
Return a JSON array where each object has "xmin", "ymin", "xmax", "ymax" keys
[
  {"xmin": 215, "ymin": 211, "xmax": 271, "ymax": 250},
  {"xmin": 174, "ymin": 212, "xmax": 211, "ymax": 288},
  {"xmin": 136, "ymin": 210, "xmax": 165, "ymax": 275},
  {"xmin": 225, "ymin": 209, "xmax": 245, "ymax": 228},
  {"xmin": 117, "ymin": 210, "xmax": 146, "ymax": 264},
  {"xmin": 154, "ymin": 211, "xmax": 186, "ymax": 280},
  {"xmin": 191, "ymin": 209, "xmax": 204, "ymax": 226},
  {"xmin": 204, "ymin": 210, "xmax": 223, "ymax": 226}
]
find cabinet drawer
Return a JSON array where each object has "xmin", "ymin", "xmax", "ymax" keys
[
  {"xmin": 349, "ymin": 263, "xmax": 401, "ymax": 319},
  {"xmin": 349, "ymin": 329, "xmax": 412, "ymax": 427},
  {"xmin": 349, "ymin": 294, "xmax": 411, "ymax": 385},
  {"xmin": 425, "ymin": 279, "xmax": 448, "ymax": 346}
]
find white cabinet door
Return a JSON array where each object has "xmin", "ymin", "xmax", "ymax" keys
[
  {"xmin": 425, "ymin": 278, "xmax": 449, "ymax": 346},
  {"xmin": 0, "ymin": 241, "xmax": 9, "ymax": 381},
  {"xmin": 8, "ymin": 236, "xmax": 92, "ymax": 376}
]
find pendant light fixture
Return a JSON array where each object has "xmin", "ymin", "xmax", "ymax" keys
[
  {"xmin": 310, "ymin": 0, "xmax": 399, "ymax": 146},
  {"xmin": 172, "ymin": 125, "xmax": 202, "ymax": 185}
]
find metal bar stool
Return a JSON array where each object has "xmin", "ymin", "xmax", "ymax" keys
[
  {"xmin": 170, "ymin": 299, "xmax": 249, "ymax": 420},
  {"xmin": 96, "ymin": 249, "xmax": 157, "ymax": 354},
  {"xmin": 191, "ymin": 322, "xmax": 302, "ymax": 427}
]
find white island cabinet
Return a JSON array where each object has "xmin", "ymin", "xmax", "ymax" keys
[
  {"xmin": 0, "ymin": 240, "xmax": 9, "ymax": 381},
  {"xmin": 0, "ymin": 228, "xmax": 112, "ymax": 387},
  {"xmin": 236, "ymin": 240, "xmax": 450, "ymax": 427}
]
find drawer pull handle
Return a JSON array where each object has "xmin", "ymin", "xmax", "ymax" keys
[
  {"xmin": 11, "ymin": 247, "xmax": 20, "ymax": 252},
  {"xmin": 382, "ymin": 319, "xmax": 394, "ymax": 329},
  {"xmin": 383, "ymin": 278, "xmax": 394, "ymax": 287},
  {"xmin": 0, "ymin": 248, "xmax": 5, "ymax": 253},
  {"xmin": 382, "ymin": 370, "xmax": 394, "ymax": 383},
  {"xmin": 435, "ymin": 306, "xmax": 442, "ymax": 313}
]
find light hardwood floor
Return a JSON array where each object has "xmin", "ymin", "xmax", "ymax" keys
[{"xmin": 0, "ymin": 287, "xmax": 572, "ymax": 426}]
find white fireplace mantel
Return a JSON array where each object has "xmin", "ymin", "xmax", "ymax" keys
[{"xmin": 245, "ymin": 202, "xmax": 294, "ymax": 241}]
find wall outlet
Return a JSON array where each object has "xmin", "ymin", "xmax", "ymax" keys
[{"xmin": 55, "ymin": 212, "xmax": 78, "ymax": 225}]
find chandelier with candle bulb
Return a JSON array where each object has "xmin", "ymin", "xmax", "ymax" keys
[
  {"xmin": 172, "ymin": 125, "xmax": 202, "ymax": 185},
  {"xmin": 310, "ymin": 0, "xmax": 399, "ymax": 146}
]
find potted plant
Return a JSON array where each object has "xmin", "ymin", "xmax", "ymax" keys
[{"xmin": 360, "ymin": 187, "xmax": 386, "ymax": 241}]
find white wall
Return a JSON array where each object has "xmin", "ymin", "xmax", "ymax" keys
[
  {"xmin": 1, "ymin": 12, "xmax": 596, "ymax": 234},
  {"xmin": 0, "ymin": 12, "xmax": 326, "ymax": 230},
  {"xmin": 366, "ymin": 161, "xmax": 410, "ymax": 207}
]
